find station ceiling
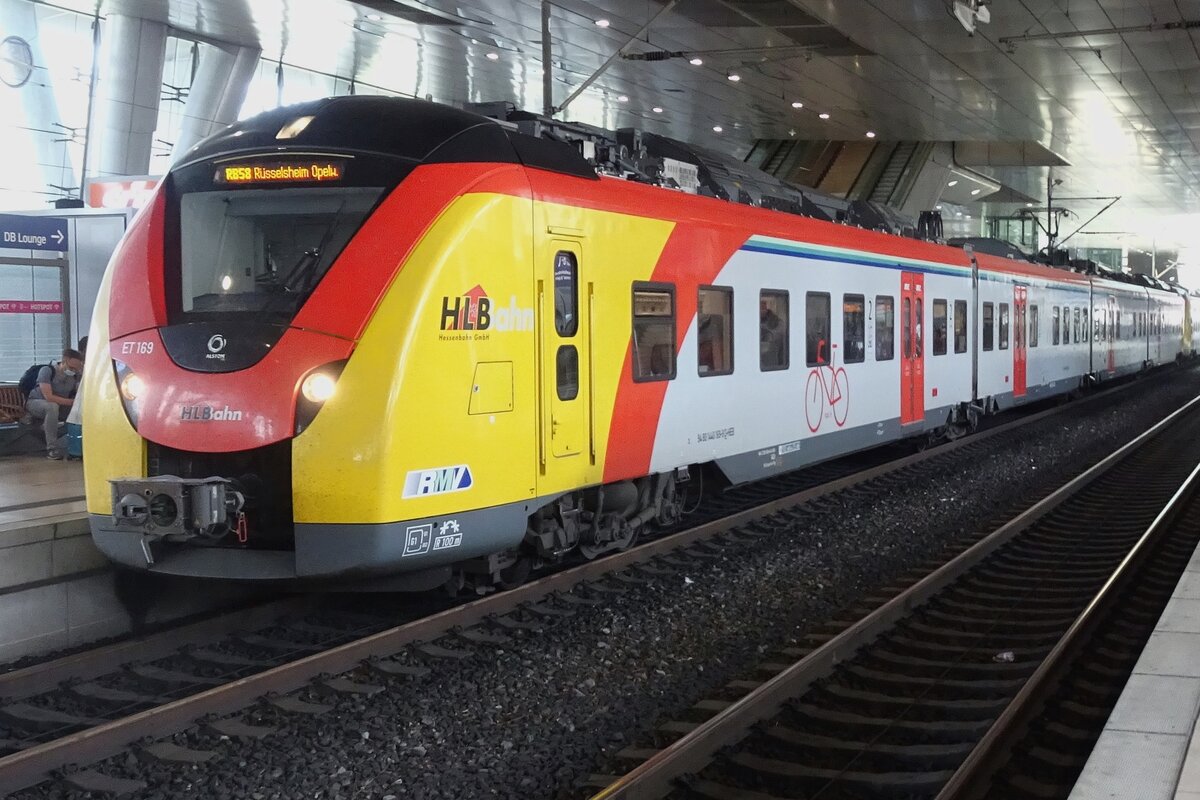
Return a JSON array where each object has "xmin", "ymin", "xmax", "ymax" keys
[{"xmin": 48, "ymin": 0, "xmax": 1200, "ymax": 232}]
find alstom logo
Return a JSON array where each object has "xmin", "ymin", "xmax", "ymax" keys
[{"xmin": 403, "ymin": 465, "xmax": 474, "ymax": 498}]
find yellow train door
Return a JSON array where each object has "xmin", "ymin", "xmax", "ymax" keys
[{"xmin": 539, "ymin": 240, "xmax": 589, "ymax": 465}]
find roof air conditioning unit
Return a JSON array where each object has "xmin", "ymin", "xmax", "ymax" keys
[{"xmin": 953, "ymin": 0, "xmax": 990, "ymax": 35}]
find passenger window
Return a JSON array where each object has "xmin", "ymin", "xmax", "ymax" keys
[
  {"xmin": 932, "ymin": 299, "xmax": 948, "ymax": 355},
  {"xmin": 1063, "ymin": 308, "xmax": 1070, "ymax": 344},
  {"xmin": 999, "ymin": 303, "xmax": 1010, "ymax": 350},
  {"xmin": 955, "ymin": 300, "xmax": 968, "ymax": 352},
  {"xmin": 1052, "ymin": 306, "xmax": 1060, "ymax": 345},
  {"xmin": 631, "ymin": 284, "xmax": 675, "ymax": 382},
  {"xmin": 1116, "ymin": 310, "xmax": 1122, "ymax": 339},
  {"xmin": 1075, "ymin": 307, "xmax": 1081, "ymax": 341},
  {"xmin": 1082, "ymin": 308, "xmax": 1089, "ymax": 342},
  {"xmin": 556, "ymin": 345, "xmax": 579, "ymax": 400},
  {"xmin": 1029, "ymin": 304, "xmax": 1039, "ymax": 347},
  {"xmin": 983, "ymin": 302, "xmax": 994, "ymax": 351},
  {"xmin": 554, "ymin": 251, "xmax": 578, "ymax": 336},
  {"xmin": 915, "ymin": 297, "xmax": 923, "ymax": 357},
  {"xmin": 807, "ymin": 292, "xmax": 832, "ymax": 366},
  {"xmin": 844, "ymin": 294, "xmax": 866, "ymax": 363},
  {"xmin": 876, "ymin": 295, "xmax": 895, "ymax": 361},
  {"xmin": 759, "ymin": 290, "xmax": 789, "ymax": 371},
  {"xmin": 697, "ymin": 286, "xmax": 733, "ymax": 376}
]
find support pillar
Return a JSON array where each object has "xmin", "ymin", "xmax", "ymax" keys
[
  {"xmin": 171, "ymin": 44, "xmax": 260, "ymax": 160},
  {"xmin": 86, "ymin": 14, "xmax": 167, "ymax": 178}
]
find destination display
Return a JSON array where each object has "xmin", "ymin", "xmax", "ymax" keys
[{"xmin": 216, "ymin": 160, "xmax": 345, "ymax": 185}]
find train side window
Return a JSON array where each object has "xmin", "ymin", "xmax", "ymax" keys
[
  {"xmin": 553, "ymin": 251, "xmax": 578, "ymax": 337},
  {"xmin": 932, "ymin": 299, "xmax": 948, "ymax": 355},
  {"xmin": 1063, "ymin": 308, "xmax": 1071, "ymax": 344},
  {"xmin": 1082, "ymin": 308, "xmax": 1089, "ymax": 342},
  {"xmin": 915, "ymin": 297, "xmax": 923, "ymax": 356},
  {"xmin": 807, "ymin": 292, "xmax": 831, "ymax": 366},
  {"xmin": 556, "ymin": 345, "xmax": 579, "ymax": 400},
  {"xmin": 844, "ymin": 294, "xmax": 866, "ymax": 363},
  {"xmin": 876, "ymin": 295, "xmax": 895, "ymax": 361},
  {"xmin": 1029, "ymin": 304, "xmax": 1039, "ymax": 347},
  {"xmin": 983, "ymin": 302, "xmax": 994, "ymax": 351},
  {"xmin": 631, "ymin": 284, "xmax": 675, "ymax": 382},
  {"xmin": 1074, "ymin": 307, "xmax": 1081, "ymax": 343},
  {"xmin": 999, "ymin": 303, "xmax": 1010, "ymax": 350},
  {"xmin": 1052, "ymin": 306, "xmax": 1060, "ymax": 345},
  {"xmin": 697, "ymin": 286, "xmax": 734, "ymax": 376},
  {"xmin": 955, "ymin": 299, "xmax": 968, "ymax": 352},
  {"xmin": 759, "ymin": 290, "xmax": 789, "ymax": 371},
  {"xmin": 1116, "ymin": 309, "xmax": 1122, "ymax": 339}
]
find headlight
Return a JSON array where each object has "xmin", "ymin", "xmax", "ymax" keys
[
  {"xmin": 120, "ymin": 372, "xmax": 146, "ymax": 401},
  {"xmin": 295, "ymin": 361, "xmax": 347, "ymax": 436},
  {"xmin": 300, "ymin": 372, "xmax": 337, "ymax": 403}
]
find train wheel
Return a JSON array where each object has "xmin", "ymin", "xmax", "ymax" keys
[{"xmin": 497, "ymin": 554, "xmax": 533, "ymax": 589}]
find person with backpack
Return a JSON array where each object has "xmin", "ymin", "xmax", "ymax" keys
[{"xmin": 23, "ymin": 348, "xmax": 84, "ymax": 460}]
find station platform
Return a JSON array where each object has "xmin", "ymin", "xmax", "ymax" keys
[
  {"xmin": 1069, "ymin": 542, "xmax": 1200, "ymax": 800},
  {"xmin": 0, "ymin": 456, "xmax": 258, "ymax": 663}
]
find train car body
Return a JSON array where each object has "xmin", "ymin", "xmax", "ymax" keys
[{"xmin": 83, "ymin": 97, "xmax": 1189, "ymax": 589}]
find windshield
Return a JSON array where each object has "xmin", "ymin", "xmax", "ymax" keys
[{"xmin": 178, "ymin": 186, "xmax": 382, "ymax": 319}]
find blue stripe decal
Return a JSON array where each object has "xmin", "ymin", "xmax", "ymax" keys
[
  {"xmin": 738, "ymin": 241, "xmax": 1092, "ymax": 293},
  {"xmin": 739, "ymin": 242, "xmax": 964, "ymax": 278}
]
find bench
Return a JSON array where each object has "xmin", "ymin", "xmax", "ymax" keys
[{"xmin": 0, "ymin": 384, "xmax": 44, "ymax": 456}]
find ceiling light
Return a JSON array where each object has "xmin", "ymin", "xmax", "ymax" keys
[
  {"xmin": 727, "ymin": 72, "xmax": 740, "ymax": 82},
  {"xmin": 818, "ymin": 112, "xmax": 830, "ymax": 120},
  {"xmin": 652, "ymin": 106, "xmax": 663, "ymax": 113},
  {"xmin": 617, "ymin": 94, "xmax": 628, "ymax": 102},
  {"xmin": 366, "ymin": 13, "xmax": 383, "ymax": 21},
  {"xmin": 594, "ymin": 18, "xmax": 610, "ymax": 27},
  {"xmin": 947, "ymin": 180, "xmax": 958, "ymax": 187},
  {"xmin": 936, "ymin": 205, "xmax": 943, "ymax": 210},
  {"xmin": 486, "ymin": 52, "xmax": 499, "ymax": 61},
  {"xmin": 1026, "ymin": 202, "xmax": 1034, "ymax": 207},
  {"xmin": 791, "ymin": 101, "xmax": 803, "ymax": 109},
  {"xmin": 689, "ymin": 57, "xmax": 703, "ymax": 66},
  {"xmin": 970, "ymin": 188, "xmax": 981, "ymax": 195},
  {"xmin": 866, "ymin": 131, "xmax": 876, "ymax": 138},
  {"xmin": 712, "ymin": 125, "xmax": 723, "ymax": 133}
]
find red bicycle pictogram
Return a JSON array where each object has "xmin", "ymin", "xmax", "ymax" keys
[{"xmin": 805, "ymin": 340, "xmax": 850, "ymax": 432}]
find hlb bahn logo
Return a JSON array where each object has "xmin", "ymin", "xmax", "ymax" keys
[
  {"xmin": 438, "ymin": 285, "xmax": 532, "ymax": 341},
  {"xmin": 402, "ymin": 464, "xmax": 474, "ymax": 498},
  {"xmin": 180, "ymin": 405, "xmax": 243, "ymax": 422}
]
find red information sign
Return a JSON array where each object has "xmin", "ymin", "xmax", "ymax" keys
[{"xmin": 0, "ymin": 300, "xmax": 62, "ymax": 314}]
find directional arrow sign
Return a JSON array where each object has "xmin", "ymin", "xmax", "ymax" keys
[{"xmin": 0, "ymin": 214, "xmax": 69, "ymax": 252}]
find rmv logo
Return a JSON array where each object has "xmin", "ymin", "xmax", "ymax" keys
[
  {"xmin": 439, "ymin": 285, "xmax": 532, "ymax": 332},
  {"xmin": 403, "ymin": 465, "xmax": 474, "ymax": 498}
]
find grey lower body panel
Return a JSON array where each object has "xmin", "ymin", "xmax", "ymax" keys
[
  {"xmin": 89, "ymin": 499, "xmax": 532, "ymax": 585},
  {"xmin": 714, "ymin": 407, "xmax": 955, "ymax": 486}
]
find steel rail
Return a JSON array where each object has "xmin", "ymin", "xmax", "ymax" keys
[
  {"xmin": 589, "ymin": 392, "xmax": 1200, "ymax": 800},
  {"xmin": 934, "ymin": 452, "xmax": 1200, "ymax": 799},
  {"xmin": 0, "ymin": 373, "xmax": 1184, "ymax": 794}
]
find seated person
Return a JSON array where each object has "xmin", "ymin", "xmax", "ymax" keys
[{"xmin": 26, "ymin": 348, "xmax": 83, "ymax": 460}]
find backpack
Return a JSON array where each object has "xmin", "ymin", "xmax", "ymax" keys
[{"xmin": 18, "ymin": 364, "xmax": 53, "ymax": 399}]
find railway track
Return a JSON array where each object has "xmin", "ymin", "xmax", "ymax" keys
[
  {"xmin": 586, "ymin": 393, "xmax": 1200, "ymax": 800},
  {"xmin": 0, "ymin": 371, "xmax": 1188, "ymax": 795}
]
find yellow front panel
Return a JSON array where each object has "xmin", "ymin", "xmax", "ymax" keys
[
  {"xmin": 292, "ymin": 192, "xmax": 538, "ymax": 523},
  {"xmin": 82, "ymin": 262, "xmax": 146, "ymax": 514},
  {"xmin": 293, "ymin": 190, "xmax": 676, "ymax": 524}
]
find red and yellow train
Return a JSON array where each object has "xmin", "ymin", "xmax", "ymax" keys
[{"xmin": 82, "ymin": 96, "xmax": 1194, "ymax": 589}]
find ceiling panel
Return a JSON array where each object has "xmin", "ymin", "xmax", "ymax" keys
[{"xmin": 33, "ymin": 0, "xmax": 1200, "ymax": 231}]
